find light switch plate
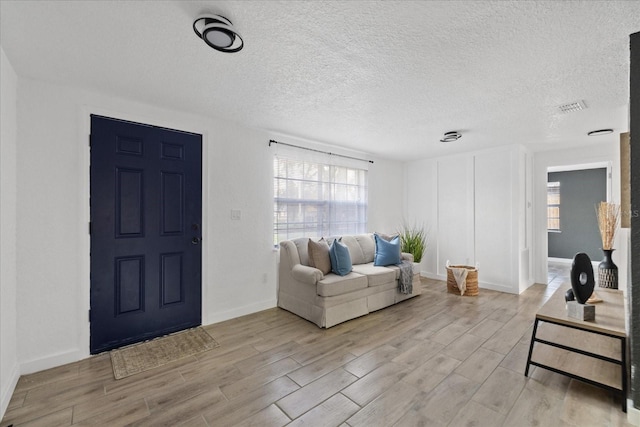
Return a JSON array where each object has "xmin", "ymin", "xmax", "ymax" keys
[{"xmin": 231, "ymin": 209, "xmax": 241, "ymax": 220}]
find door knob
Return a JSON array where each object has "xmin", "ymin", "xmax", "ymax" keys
[{"xmin": 191, "ymin": 237, "xmax": 201, "ymax": 245}]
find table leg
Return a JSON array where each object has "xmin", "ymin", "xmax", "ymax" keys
[
  {"xmin": 621, "ymin": 336, "xmax": 627, "ymax": 412},
  {"xmin": 524, "ymin": 318, "xmax": 539, "ymax": 377}
]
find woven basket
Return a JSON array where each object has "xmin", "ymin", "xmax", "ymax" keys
[{"xmin": 446, "ymin": 264, "xmax": 479, "ymax": 296}]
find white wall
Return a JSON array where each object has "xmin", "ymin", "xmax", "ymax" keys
[
  {"xmin": 520, "ymin": 150, "xmax": 535, "ymax": 292},
  {"xmin": 533, "ymin": 142, "xmax": 628, "ymax": 290},
  {"xmin": 408, "ymin": 140, "xmax": 627, "ymax": 294},
  {"xmin": 0, "ymin": 47, "xmax": 20, "ymax": 418},
  {"xmin": 368, "ymin": 156, "xmax": 405, "ymax": 233},
  {"xmin": 404, "ymin": 157, "xmax": 437, "ymax": 275},
  {"xmin": 406, "ymin": 145, "xmax": 532, "ymax": 294},
  {"xmin": 435, "ymin": 156, "xmax": 474, "ymax": 274},
  {"xmin": 13, "ymin": 77, "xmax": 404, "ymax": 374},
  {"xmin": 474, "ymin": 148, "xmax": 519, "ymax": 291}
]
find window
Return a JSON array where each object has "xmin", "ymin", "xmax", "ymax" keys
[
  {"xmin": 547, "ymin": 181, "xmax": 560, "ymax": 231},
  {"xmin": 273, "ymin": 154, "xmax": 368, "ymax": 245}
]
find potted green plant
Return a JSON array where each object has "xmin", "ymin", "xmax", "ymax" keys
[{"xmin": 398, "ymin": 223, "xmax": 427, "ymax": 263}]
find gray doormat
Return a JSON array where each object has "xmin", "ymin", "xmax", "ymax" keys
[{"xmin": 110, "ymin": 327, "xmax": 219, "ymax": 379}]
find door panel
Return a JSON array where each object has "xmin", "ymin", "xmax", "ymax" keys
[
  {"xmin": 116, "ymin": 168, "xmax": 144, "ymax": 237},
  {"xmin": 161, "ymin": 172, "xmax": 184, "ymax": 234},
  {"xmin": 90, "ymin": 115, "xmax": 202, "ymax": 354}
]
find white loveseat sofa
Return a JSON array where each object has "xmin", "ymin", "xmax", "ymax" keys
[{"xmin": 278, "ymin": 234, "xmax": 421, "ymax": 328}]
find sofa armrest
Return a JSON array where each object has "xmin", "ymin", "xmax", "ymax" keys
[
  {"xmin": 292, "ymin": 264, "xmax": 323, "ymax": 285},
  {"xmin": 401, "ymin": 252, "xmax": 414, "ymax": 263}
]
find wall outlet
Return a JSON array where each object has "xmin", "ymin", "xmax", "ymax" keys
[{"xmin": 231, "ymin": 209, "xmax": 241, "ymax": 220}]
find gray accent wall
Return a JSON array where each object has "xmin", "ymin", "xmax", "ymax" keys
[{"xmin": 547, "ymin": 168, "xmax": 606, "ymax": 261}]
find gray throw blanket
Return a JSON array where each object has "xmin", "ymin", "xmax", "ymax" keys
[{"xmin": 397, "ymin": 260, "xmax": 413, "ymax": 294}]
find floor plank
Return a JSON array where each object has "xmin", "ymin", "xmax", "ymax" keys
[
  {"xmin": 233, "ymin": 404, "xmax": 290, "ymax": 427},
  {"xmin": 276, "ymin": 368, "xmax": 357, "ymax": 419},
  {"xmin": 220, "ymin": 357, "xmax": 301, "ymax": 399},
  {"xmin": 202, "ymin": 376, "xmax": 299, "ymax": 426},
  {"xmin": 287, "ymin": 350, "xmax": 356, "ymax": 387},
  {"xmin": 287, "ymin": 393, "xmax": 359, "ymax": 427},
  {"xmin": 394, "ymin": 373, "xmax": 480, "ymax": 426},
  {"xmin": 73, "ymin": 400, "xmax": 149, "ymax": 427},
  {"xmin": 341, "ymin": 362, "xmax": 409, "ymax": 406},
  {"xmin": 16, "ymin": 407, "xmax": 72, "ymax": 427},
  {"xmin": 471, "ymin": 366, "xmax": 527, "ymax": 415},
  {"xmin": 346, "ymin": 380, "xmax": 423, "ymax": 427}
]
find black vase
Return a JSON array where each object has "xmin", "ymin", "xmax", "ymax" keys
[{"xmin": 598, "ymin": 249, "xmax": 618, "ymax": 289}]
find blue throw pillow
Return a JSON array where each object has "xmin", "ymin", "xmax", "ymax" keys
[
  {"xmin": 329, "ymin": 239, "xmax": 352, "ymax": 276},
  {"xmin": 374, "ymin": 234, "xmax": 401, "ymax": 266}
]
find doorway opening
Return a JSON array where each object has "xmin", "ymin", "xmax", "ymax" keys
[{"xmin": 546, "ymin": 162, "xmax": 610, "ymax": 287}]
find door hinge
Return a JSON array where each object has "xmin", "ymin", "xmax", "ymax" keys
[
  {"xmin": 89, "ymin": 222, "xmax": 92, "ymax": 235},
  {"xmin": 88, "ymin": 309, "xmax": 91, "ymax": 322},
  {"xmin": 89, "ymin": 134, "xmax": 92, "ymax": 147}
]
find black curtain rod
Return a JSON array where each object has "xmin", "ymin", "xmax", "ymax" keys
[{"xmin": 269, "ymin": 139, "xmax": 374, "ymax": 164}]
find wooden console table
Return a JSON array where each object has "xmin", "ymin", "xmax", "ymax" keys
[{"xmin": 524, "ymin": 284, "xmax": 627, "ymax": 412}]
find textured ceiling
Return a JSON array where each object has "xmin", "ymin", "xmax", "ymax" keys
[{"xmin": 1, "ymin": 1, "xmax": 639, "ymax": 161}]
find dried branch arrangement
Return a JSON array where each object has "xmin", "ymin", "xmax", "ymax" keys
[{"xmin": 595, "ymin": 201, "xmax": 620, "ymax": 250}]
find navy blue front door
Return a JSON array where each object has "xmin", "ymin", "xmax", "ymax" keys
[{"xmin": 90, "ymin": 115, "xmax": 202, "ymax": 354}]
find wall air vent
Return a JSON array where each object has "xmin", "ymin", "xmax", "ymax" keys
[{"xmin": 557, "ymin": 100, "xmax": 587, "ymax": 114}]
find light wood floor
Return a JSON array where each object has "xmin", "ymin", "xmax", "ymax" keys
[{"xmin": 1, "ymin": 276, "xmax": 632, "ymax": 427}]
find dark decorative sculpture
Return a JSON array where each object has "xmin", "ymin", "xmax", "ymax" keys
[
  {"xmin": 565, "ymin": 289, "xmax": 575, "ymax": 302},
  {"xmin": 571, "ymin": 253, "xmax": 595, "ymax": 304}
]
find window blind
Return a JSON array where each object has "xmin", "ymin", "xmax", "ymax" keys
[{"xmin": 273, "ymin": 152, "xmax": 368, "ymax": 245}]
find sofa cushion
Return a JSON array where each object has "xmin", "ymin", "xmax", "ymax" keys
[
  {"xmin": 308, "ymin": 238, "xmax": 331, "ymax": 275},
  {"xmin": 385, "ymin": 264, "xmax": 401, "ymax": 280},
  {"xmin": 374, "ymin": 234, "xmax": 401, "ymax": 266},
  {"xmin": 339, "ymin": 235, "xmax": 366, "ymax": 265},
  {"xmin": 329, "ymin": 239, "xmax": 353, "ymax": 276},
  {"xmin": 351, "ymin": 263, "xmax": 397, "ymax": 287},
  {"xmin": 293, "ymin": 237, "xmax": 311, "ymax": 266},
  {"xmin": 317, "ymin": 272, "xmax": 368, "ymax": 296},
  {"xmin": 376, "ymin": 232, "xmax": 399, "ymax": 242},
  {"xmin": 355, "ymin": 234, "xmax": 376, "ymax": 264}
]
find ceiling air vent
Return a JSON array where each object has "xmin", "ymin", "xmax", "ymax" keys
[{"xmin": 557, "ymin": 100, "xmax": 587, "ymax": 114}]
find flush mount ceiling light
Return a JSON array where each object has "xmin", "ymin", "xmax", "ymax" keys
[
  {"xmin": 193, "ymin": 14, "xmax": 243, "ymax": 53},
  {"xmin": 587, "ymin": 129, "xmax": 614, "ymax": 136},
  {"xmin": 440, "ymin": 131, "xmax": 462, "ymax": 143}
]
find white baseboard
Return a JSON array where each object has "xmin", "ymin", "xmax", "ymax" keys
[
  {"xmin": 548, "ymin": 257, "xmax": 573, "ymax": 264},
  {"xmin": 479, "ymin": 281, "xmax": 517, "ymax": 294},
  {"xmin": 420, "ymin": 271, "xmax": 442, "ymax": 280},
  {"xmin": 628, "ymin": 400, "xmax": 639, "ymax": 425},
  {"xmin": 548, "ymin": 257, "xmax": 599, "ymax": 269},
  {"xmin": 20, "ymin": 349, "xmax": 84, "ymax": 375},
  {"xmin": 1, "ymin": 363, "xmax": 20, "ymax": 419},
  {"xmin": 204, "ymin": 298, "xmax": 277, "ymax": 326},
  {"xmin": 419, "ymin": 271, "xmax": 518, "ymax": 294}
]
